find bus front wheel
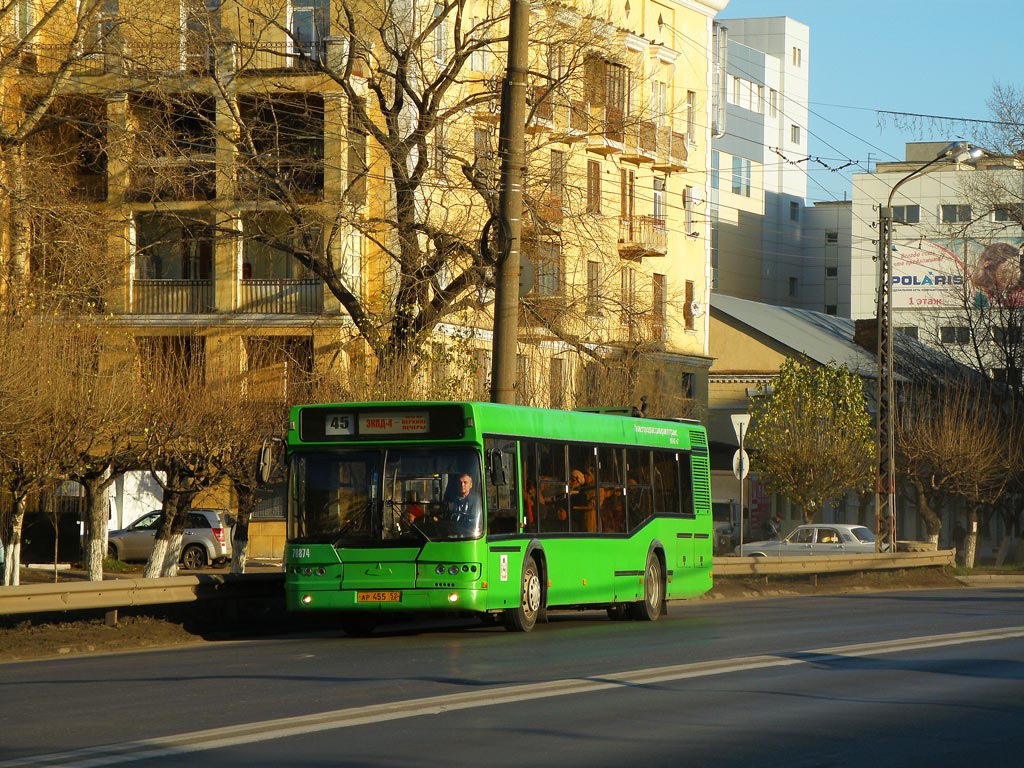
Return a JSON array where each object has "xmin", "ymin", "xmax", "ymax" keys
[
  {"xmin": 631, "ymin": 552, "xmax": 664, "ymax": 621},
  {"xmin": 504, "ymin": 558, "xmax": 542, "ymax": 632}
]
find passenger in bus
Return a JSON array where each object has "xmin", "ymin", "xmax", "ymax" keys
[
  {"xmin": 403, "ymin": 491, "xmax": 424, "ymax": 525},
  {"xmin": 568, "ymin": 469, "xmax": 592, "ymax": 531},
  {"xmin": 523, "ymin": 478, "xmax": 543, "ymax": 527},
  {"xmin": 600, "ymin": 486, "xmax": 625, "ymax": 533}
]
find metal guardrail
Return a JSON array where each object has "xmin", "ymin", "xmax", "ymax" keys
[
  {"xmin": 713, "ymin": 549, "xmax": 955, "ymax": 577},
  {"xmin": 0, "ymin": 573, "xmax": 283, "ymax": 619},
  {"xmin": 0, "ymin": 553, "xmax": 955, "ymax": 620}
]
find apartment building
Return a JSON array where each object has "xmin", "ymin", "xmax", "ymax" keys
[
  {"xmin": 2, "ymin": 0, "xmax": 724, "ymax": 416},
  {"xmin": 852, "ymin": 142, "xmax": 1024, "ymax": 379}
]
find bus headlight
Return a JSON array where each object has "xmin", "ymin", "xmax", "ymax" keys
[
  {"xmin": 301, "ymin": 595, "xmax": 313, "ymax": 605},
  {"xmin": 435, "ymin": 564, "xmax": 446, "ymax": 575},
  {"xmin": 448, "ymin": 565, "xmax": 459, "ymax": 575}
]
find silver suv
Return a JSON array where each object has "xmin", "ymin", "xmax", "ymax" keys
[{"xmin": 107, "ymin": 508, "xmax": 233, "ymax": 569}]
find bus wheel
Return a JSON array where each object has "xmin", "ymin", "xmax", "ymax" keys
[
  {"xmin": 340, "ymin": 614, "xmax": 377, "ymax": 637},
  {"xmin": 633, "ymin": 552, "xmax": 664, "ymax": 622},
  {"xmin": 504, "ymin": 558, "xmax": 542, "ymax": 632},
  {"xmin": 606, "ymin": 604, "xmax": 630, "ymax": 621}
]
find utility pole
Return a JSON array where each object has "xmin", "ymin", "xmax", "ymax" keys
[{"xmin": 488, "ymin": 0, "xmax": 529, "ymax": 405}]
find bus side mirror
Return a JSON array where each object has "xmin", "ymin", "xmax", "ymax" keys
[
  {"xmin": 256, "ymin": 439, "xmax": 279, "ymax": 484},
  {"xmin": 487, "ymin": 449, "xmax": 507, "ymax": 486}
]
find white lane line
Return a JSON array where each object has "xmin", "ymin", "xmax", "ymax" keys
[{"xmin": 6, "ymin": 625, "xmax": 1024, "ymax": 768}]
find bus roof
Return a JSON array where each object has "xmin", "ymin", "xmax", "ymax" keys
[{"xmin": 289, "ymin": 401, "xmax": 707, "ymax": 452}]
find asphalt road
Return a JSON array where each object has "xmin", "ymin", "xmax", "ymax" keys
[{"xmin": 2, "ymin": 587, "xmax": 1023, "ymax": 767}]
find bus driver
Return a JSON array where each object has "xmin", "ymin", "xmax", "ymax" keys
[{"xmin": 432, "ymin": 473, "xmax": 481, "ymax": 535}]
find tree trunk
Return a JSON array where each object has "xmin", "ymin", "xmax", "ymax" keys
[
  {"xmin": 3, "ymin": 494, "xmax": 28, "ymax": 586},
  {"xmin": 964, "ymin": 507, "xmax": 980, "ymax": 568},
  {"xmin": 230, "ymin": 484, "xmax": 258, "ymax": 575},
  {"xmin": 79, "ymin": 467, "xmax": 117, "ymax": 582},
  {"xmin": 911, "ymin": 477, "xmax": 942, "ymax": 545}
]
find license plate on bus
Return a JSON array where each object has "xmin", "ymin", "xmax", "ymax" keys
[{"xmin": 357, "ymin": 591, "xmax": 402, "ymax": 603}]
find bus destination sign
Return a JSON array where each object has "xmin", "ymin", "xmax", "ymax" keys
[
  {"xmin": 301, "ymin": 404, "xmax": 463, "ymax": 442},
  {"xmin": 324, "ymin": 412, "xmax": 430, "ymax": 436},
  {"xmin": 357, "ymin": 411, "xmax": 430, "ymax": 435}
]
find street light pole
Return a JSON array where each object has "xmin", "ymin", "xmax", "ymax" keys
[{"xmin": 875, "ymin": 141, "xmax": 982, "ymax": 552}]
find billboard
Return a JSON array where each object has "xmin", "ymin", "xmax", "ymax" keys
[{"xmin": 892, "ymin": 237, "xmax": 1024, "ymax": 308}]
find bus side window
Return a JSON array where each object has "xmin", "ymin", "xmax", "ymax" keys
[
  {"xmin": 679, "ymin": 452, "xmax": 695, "ymax": 518},
  {"xmin": 537, "ymin": 441, "xmax": 568, "ymax": 533},
  {"xmin": 652, "ymin": 450, "xmax": 681, "ymax": 515},
  {"xmin": 484, "ymin": 437, "xmax": 518, "ymax": 535},
  {"xmin": 626, "ymin": 448, "xmax": 653, "ymax": 530},
  {"xmin": 598, "ymin": 446, "xmax": 625, "ymax": 533}
]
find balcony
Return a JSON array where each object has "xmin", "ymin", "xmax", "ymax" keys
[
  {"xmin": 526, "ymin": 86, "xmax": 554, "ymax": 134},
  {"xmin": 618, "ymin": 215, "xmax": 667, "ymax": 260},
  {"xmin": 587, "ymin": 105, "xmax": 624, "ymax": 156},
  {"xmin": 652, "ymin": 127, "xmax": 688, "ymax": 172},
  {"xmin": 239, "ymin": 279, "xmax": 324, "ymax": 314},
  {"xmin": 236, "ymin": 157, "xmax": 324, "ymax": 202},
  {"xmin": 126, "ymin": 157, "xmax": 216, "ymax": 202},
  {"xmin": 621, "ymin": 119, "xmax": 657, "ymax": 165},
  {"xmin": 132, "ymin": 279, "xmax": 215, "ymax": 314}
]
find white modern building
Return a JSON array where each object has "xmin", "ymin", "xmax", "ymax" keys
[
  {"xmin": 711, "ymin": 15, "xmax": 810, "ymax": 307},
  {"xmin": 851, "ymin": 142, "xmax": 1022, "ymax": 357}
]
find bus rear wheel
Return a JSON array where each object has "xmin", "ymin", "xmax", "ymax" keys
[
  {"xmin": 632, "ymin": 552, "xmax": 664, "ymax": 622},
  {"xmin": 504, "ymin": 558, "xmax": 542, "ymax": 632}
]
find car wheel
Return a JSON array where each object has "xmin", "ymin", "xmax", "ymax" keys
[
  {"xmin": 107, "ymin": 544, "xmax": 119, "ymax": 561},
  {"xmin": 180, "ymin": 544, "xmax": 208, "ymax": 570}
]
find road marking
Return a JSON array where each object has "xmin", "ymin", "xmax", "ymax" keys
[{"xmin": 5, "ymin": 625, "xmax": 1024, "ymax": 767}]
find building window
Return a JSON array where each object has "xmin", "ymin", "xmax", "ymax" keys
[
  {"xmin": 684, "ymin": 279, "xmax": 695, "ymax": 330},
  {"xmin": 826, "ymin": 231, "xmax": 839, "ymax": 243},
  {"xmin": 653, "ymin": 273, "xmax": 666, "ymax": 337},
  {"xmin": 621, "ymin": 267, "xmax": 635, "ymax": 323},
  {"xmin": 892, "ymin": 205, "xmax": 920, "ymax": 224},
  {"xmin": 826, "ymin": 266, "xmax": 838, "ymax": 278},
  {"xmin": 992, "ymin": 326, "xmax": 1023, "ymax": 345},
  {"xmin": 940, "ymin": 326, "xmax": 970, "ymax": 345},
  {"xmin": 432, "ymin": 4, "xmax": 447, "ymax": 61},
  {"xmin": 711, "ymin": 150, "xmax": 720, "ymax": 190},
  {"xmin": 620, "ymin": 168, "xmax": 635, "ymax": 218},
  {"xmin": 653, "ymin": 177, "xmax": 666, "ymax": 221},
  {"xmin": 788, "ymin": 276, "xmax": 798, "ymax": 297},
  {"xmin": 291, "ymin": 0, "xmax": 329, "ymax": 62},
  {"xmin": 994, "ymin": 204, "xmax": 1024, "ymax": 223},
  {"xmin": 792, "ymin": 46, "xmax": 802, "ymax": 66},
  {"xmin": 550, "ymin": 149, "xmax": 566, "ymax": 203},
  {"xmin": 534, "ymin": 241, "xmax": 562, "ymax": 297},
  {"xmin": 134, "ymin": 213, "xmax": 213, "ymax": 280},
  {"xmin": 652, "ymin": 80, "xmax": 667, "ymax": 127},
  {"xmin": 769, "ymin": 89, "xmax": 778, "ymax": 117},
  {"xmin": 587, "ymin": 260, "xmax": 601, "ymax": 314},
  {"xmin": 789, "ymin": 201, "xmax": 800, "ymax": 221},
  {"xmin": 755, "ymin": 85, "xmax": 764, "ymax": 115},
  {"xmin": 790, "ymin": 124, "xmax": 800, "ymax": 145},
  {"xmin": 686, "ymin": 90, "xmax": 696, "ymax": 140},
  {"xmin": 731, "ymin": 76, "xmax": 741, "ymax": 105},
  {"xmin": 346, "ymin": 106, "xmax": 367, "ymax": 206},
  {"xmin": 549, "ymin": 358, "xmax": 565, "ymax": 409},
  {"xmin": 941, "ymin": 204, "xmax": 972, "ymax": 224},
  {"xmin": 684, "ymin": 185, "xmax": 695, "ymax": 232},
  {"xmin": 895, "ymin": 326, "xmax": 919, "ymax": 340},
  {"xmin": 825, "ymin": 305, "xmax": 837, "ymax": 315},
  {"xmin": 731, "ymin": 156, "xmax": 750, "ymax": 197},
  {"xmin": 586, "ymin": 159, "xmax": 601, "ymax": 214}
]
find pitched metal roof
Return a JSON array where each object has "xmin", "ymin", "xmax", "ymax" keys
[{"xmin": 711, "ymin": 294, "xmax": 878, "ymax": 377}]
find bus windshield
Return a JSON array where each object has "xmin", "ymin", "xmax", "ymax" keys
[{"xmin": 289, "ymin": 448, "xmax": 483, "ymax": 545}]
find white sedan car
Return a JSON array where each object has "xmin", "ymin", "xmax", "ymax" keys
[{"xmin": 735, "ymin": 523, "xmax": 877, "ymax": 557}]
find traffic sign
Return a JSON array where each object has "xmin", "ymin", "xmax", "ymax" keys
[{"xmin": 732, "ymin": 449, "xmax": 749, "ymax": 480}]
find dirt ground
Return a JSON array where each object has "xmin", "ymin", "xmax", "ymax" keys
[{"xmin": 0, "ymin": 567, "xmax": 968, "ymax": 663}]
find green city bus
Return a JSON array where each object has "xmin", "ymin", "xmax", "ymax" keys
[{"xmin": 283, "ymin": 401, "xmax": 713, "ymax": 633}]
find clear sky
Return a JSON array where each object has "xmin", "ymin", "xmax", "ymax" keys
[{"xmin": 717, "ymin": 0, "xmax": 1023, "ymax": 203}]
